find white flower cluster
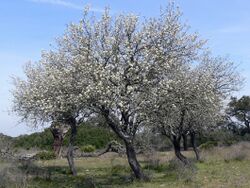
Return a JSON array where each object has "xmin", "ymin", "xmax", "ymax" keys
[{"xmin": 12, "ymin": 5, "xmax": 240, "ymax": 140}]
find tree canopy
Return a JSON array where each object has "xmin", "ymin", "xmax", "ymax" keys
[{"xmin": 12, "ymin": 4, "xmax": 241, "ymax": 179}]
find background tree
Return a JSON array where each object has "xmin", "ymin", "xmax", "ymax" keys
[
  {"xmin": 147, "ymin": 52, "xmax": 240, "ymax": 164},
  {"xmin": 226, "ymin": 96, "xmax": 250, "ymax": 135}
]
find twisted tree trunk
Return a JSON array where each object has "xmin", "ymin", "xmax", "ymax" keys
[
  {"xmin": 51, "ymin": 128, "xmax": 63, "ymax": 158},
  {"xmin": 66, "ymin": 117, "xmax": 77, "ymax": 176},
  {"xmin": 172, "ymin": 136, "xmax": 188, "ymax": 165},
  {"xmin": 102, "ymin": 111, "xmax": 146, "ymax": 180},
  {"xmin": 190, "ymin": 131, "xmax": 200, "ymax": 161},
  {"xmin": 125, "ymin": 141, "xmax": 147, "ymax": 180}
]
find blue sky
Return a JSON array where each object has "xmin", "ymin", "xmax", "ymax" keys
[{"xmin": 0, "ymin": 0, "xmax": 249, "ymax": 136}]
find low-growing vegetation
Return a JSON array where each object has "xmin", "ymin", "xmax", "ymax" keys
[
  {"xmin": 81, "ymin": 145, "xmax": 96, "ymax": 153},
  {"xmin": 35, "ymin": 151, "xmax": 56, "ymax": 160},
  {"xmin": 13, "ymin": 123, "xmax": 118, "ymax": 151},
  {"xmin": 1, "ymin": 142, "xmax": 250, "ymax": 188}
]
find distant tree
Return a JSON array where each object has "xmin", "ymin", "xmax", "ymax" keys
[
  {"xmin": 13, "ymin": 129, "xmax": 53, "ymax": 150},
  {"xmin": 226, "ymin": 96, "xmax": 250, "ymax": 135}
]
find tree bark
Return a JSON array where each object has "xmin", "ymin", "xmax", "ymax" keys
[
  {"xmin": 125, "ymin": 141, "xmax": 147, "ymax": 180},
  {"xmin": 51, "ymin": 128, "xmax": 63, "ymax": 158},
  {"xmin": 182, "ymin": 133, "xmax": 188, "ymax": 151},
  {"xmin": 190, "ymin": 131, "xmax": 200, "ymax": 161},
  {"xmin": 66, "ymin": 118, "xmax": 77, "ymax": 176},
  {"xmin": 172, "ymin": 136, "xmax": 188, "ymax": 165},
  {"xmin": 102, "ymin": 109, "xmax": 146, "ymax": 180}
]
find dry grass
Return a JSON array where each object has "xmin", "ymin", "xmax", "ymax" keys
[
  {"xmin": 200, "ymin": 141, "xmax": 250, "ymax": 162},
  {"xmin": 0, "ymin": 161, "xmax": 28, "ymax": 188},
  {"xmin": 1, "ymin": 142, "xmax": 250, "ymax": 187}
]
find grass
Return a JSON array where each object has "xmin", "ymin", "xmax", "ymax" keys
[{"xmin": 1, "ymin": 142, "xmax": 250, "ymax": 188}]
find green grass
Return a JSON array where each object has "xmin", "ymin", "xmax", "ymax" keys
[
  {"xmin": 25, "ymin": 149, "xmax": 250, "ymax": 188},
  {"xmin": 2, "ymin": 143, "xmax": 250, "ymax": 188}
]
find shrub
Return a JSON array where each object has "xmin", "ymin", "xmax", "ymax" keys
[
  {"xmin": 81, "ymin": 145, "xmax": 96, "ymax": 153},
  {"xmin": 13, "ymin": 123, "xmax": 119, "ymax": 151},
  {"xmin": 35, "ymin": 151, "xmax": 56, "ymax": 160},
  {"xmin": 0, "ymin": 163, "xmax": 27, "ymax": 188},
  {"xmin": 167, "ymin": 159, "xmax": 197, "ymax": 183},
  {"xmin": 110, "ymin": 164, "xmax": 128, "ymax": 175},
  {"xmin": 199, "ymin": 141, "xmax": 218, "ymax": 150},
  {"xmin": 222, "ymin": 142, "xmax": 249, "ymax": 162},
  {"xmin": 143, "ymin": 151, "xmax": 165, "ymax": 172},
  {"xmin": 65, "ymin": 123, "xmax": 119, "ymax": 149},
  {"xmin": 14, "ymin": 128, "xmax": 53, "ymax": 151}
]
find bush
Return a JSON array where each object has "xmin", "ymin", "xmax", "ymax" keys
[
  {"xmin": 223, "ymin": 142, "xmax": 249, "ymax": 162},
  {"xmin": 0, "ymin": 163, "xmax": 27, "ymax": 188},
  {"xmin": 167, "ymin": 159, "xmax": 197, "ymax": 183},
  {"xmin": 14, "ymin": 128, "xmax": 53, "ymax": 151},
  {"xmin": 199, "ymin": 141, "xmax": 218, "ymax": 150},
  {"xmin": 110, "ymin": 164, "xmax": 128, "ymax": 175},
  {"xmin": 13, "ymin": 122, "xmax": 119, "ymax": 151},
  {"xmin": 81, "ymin": 145, "xmax": 96, "ymax": 153},
  {"xmin": 199, "ymin": 142, "xmax": 250, "ymax": 162},
  {"xmin": 143, "ymin": 151, "xmax": 165, "ymax": 172},
  {"xmin": 35, "ymin": 151, "xmax": 56, "ymax": 160},
  {"xmin": 65, "ymin": 123, "xmax": 119, "ymax": 149}
]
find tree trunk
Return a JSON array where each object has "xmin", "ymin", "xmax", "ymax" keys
[
  {"xmin": 245, "ymin": 121, "xmax": 250, "ymax": 134},
  {"xmin": 190, "ymin": 131, "xmax": 200, "ymax": 161},
  {"xmin": 102, "ymin": 109, "xmax": 146, "ymax": 180},
  {"xmin": 172, "ymin": 136, "xmax": 188, "ymax": 165},
  {"xmin": 125, "ymin": 141, "xmax": 147, "ymax": 180},
  {"xmin": 182, "ymin": 133, "xmax": 188, "ymax": 151},
  {"xmin": 51, "ymin": 128, "xmax": 63, "ymax": 158},
  {"xmin": 66, "ymin": 118, "xmax": 77, "ymax": 176}
]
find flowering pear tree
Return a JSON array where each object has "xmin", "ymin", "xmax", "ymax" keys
[
  {"xmin": 148, "ymin": 53, "xmax": 240, "ymax": 164},
  {"xmin": 11, "ymin": 2, "xmax": 239, "ymax": 179},
  {"xmin": 13, "ymin": 4, "xmax": 202, "ymax": 179},
  {"xmin": 12, "ymin": 54, "xmax": 91, "ymax": 176},
  {"xmin": 37, "ymin": 4, "xmax": 202, "ymax": 179},
  {"xmin": 76, "ymin": 5, "xmax": 204, "ymax": 179}
]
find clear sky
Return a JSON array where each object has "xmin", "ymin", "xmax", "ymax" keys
[{"xmin": 0, "ymin": 0, "xmax": 249, "ymax": 136}]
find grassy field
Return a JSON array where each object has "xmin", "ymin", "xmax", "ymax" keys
[{"xmin": 1, "ymin": 142, "xmax": 250, "ymax": 188}]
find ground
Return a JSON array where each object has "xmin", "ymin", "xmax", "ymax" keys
[{"xmin": 1, "ymin": 142, "xmax": 250, "ymax": 188}]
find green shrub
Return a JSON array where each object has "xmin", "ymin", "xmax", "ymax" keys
[
  {"xmin": 81, "ymin": 145, "xmax": 96, "ymax": 153},
  {"xmin": 13, "ymin": 122, "xmax": 119, "ymax": 151},
  {"xmin": 14, "ymin": 128, "xmax": 53, "ymax": 150},
  {"xmin": 223, "ymin": 139, "xmax": 236, "ymax": 146},
  {"xmin": 64, "ymin": 123, "xmax": 119, "ymax": 149},
  {"xmin": 35, "ymin": 151, "xmax": 56, "ymax": 160},
  {"xmin": 110, "ymin": 164, "xmax": 129, "ymax": 175},
  {"xmin": 199, "ymin": 141, "xmax": 218, "ymax": 150},
  {"xmin": 144, "ymin": 163, "xmax": 166, "ymax": 173}
]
